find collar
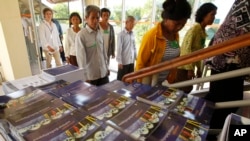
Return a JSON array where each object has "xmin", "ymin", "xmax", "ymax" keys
[
  {"xmin": 86, "ymin": 24, "xmax": 98, "ymax": 33},
  {"xmin": 124, "ymin": 28, "xmax": 133, "ymax": 34}
]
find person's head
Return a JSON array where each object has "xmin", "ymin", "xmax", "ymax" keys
[
  {"xmin": 125, "ymin": 16, "xmax": 136, "ymax": 32},
  {"xmin": 195, "ymin": 3, "xmax": 217, "ymax": 25},
  {"xmin": 69, "ymin": 12, "xmax": 82, "ymax": 27},
  {"xmin": 161, "ymin": 0, "xmax": 192, "ymax": 34},
  {"xmin": 85, "ymin": 5, "xmax": 100, "ymax": 30},
  {"xmin": 43, "ymin": 8, "xmax": 53, "ymax": 22},
  {"xmin": 100, "ymin": 8, "xmax": 111, "ymax": 22}
]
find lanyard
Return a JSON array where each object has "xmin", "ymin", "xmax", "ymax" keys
[{"xmin": 44, "ymin": 21, "xmax": 53, "ymax": 35}]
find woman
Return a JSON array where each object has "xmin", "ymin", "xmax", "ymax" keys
[
  {"xmin": 39, "ymin": 8, "xmax": 62, "ymax": 68},
  {"xmin": 136, "ymin": 0, "xmax": 192, "ymax": 86},
  {"xmin": 64, "ymin": 12, "xmax": 82, "ymax": 66},
  {"xmin": 176, "ymin": 3, "xmax": 217, "ymax": 93}
]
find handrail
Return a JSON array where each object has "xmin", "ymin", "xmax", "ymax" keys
[
  {"xmin": 162, "ymin": 67, "xmax": 250, "ymax": 88},
  {"xmin": 215, "ymin": 99, "xmax": 250, "ymax": 109},
  {"xmin": 122, "ymin": 33, "xmax": 250, "ymax": 83}
]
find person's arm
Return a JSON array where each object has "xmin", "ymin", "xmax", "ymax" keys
[
  {"xmin": 64, "ymin": 29, "xmax": 71, "ymax": 61},
  {"xmin": 135, "ymin": 31, "xmax": 152, "ymax": 71},
  {"xmin": 75, "ymin": 31, "xmax": 87, "ymax": 80},
  {"xmin": 38, "ymin": 23, "xmax": 50, "ymax": 51},
  {"xmin": 52, "ymin": 23, "xmax": 63, "ymax": 52},
  {"xmin": 180, "ymin": 28, "xmax": 195, "ymax": 70},
  {"xmin": 110, "ymin": 25, "xmax": 115, "ymax": 58},
  {"xmin": 116, "ymin": 32, "xmax": 123, "ymax": 69},
  {"xmin": 133, "ymin": 33, "xmax": 137, "ymax": 60}
]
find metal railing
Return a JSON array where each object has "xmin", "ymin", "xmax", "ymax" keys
[{"xmin": 122, "ymin": 33, "xmax": 250, "ymax": 109}]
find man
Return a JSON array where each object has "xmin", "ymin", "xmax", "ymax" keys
[
  {"xmin": 75, "ymin": 5, "xmax": 109, "ymax": 86},
  {"xmin": 116, "ymin": 16, "xmax": 136, "ymax": 80},
  {"xmin": 99, "ymin": 8, "xmax": 115, "ymax": 65},
  {"xmin": 52, "ymin": 18, "xmax": 66, "ymax": 63}
]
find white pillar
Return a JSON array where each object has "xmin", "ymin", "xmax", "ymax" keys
[{"xmin": 0, "ymin": 0, "xmax": 32, "ymax": 81}]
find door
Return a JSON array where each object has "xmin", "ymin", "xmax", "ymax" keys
[{"xmin": 18, "ymin": 0, "xmax": 45, "ymax": 75}]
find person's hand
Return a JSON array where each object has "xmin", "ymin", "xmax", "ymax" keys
[
  {"xmin": 47, "ymin": 46, "xmax": 55, "ymax": 52},
  {"xmin": 187, "ymin": 70, "xmax": 195, "ymax": 79},
  {"xmin": 118, "ymin": 64, "xmax": 123, "ymax": 69},
  {"xmin": 66, "ymin": 57, "xmax": 70, "ymax": 64},
  {"xmin": 59, "ymin": 46, "xmax": 63, "ymax": 52}
]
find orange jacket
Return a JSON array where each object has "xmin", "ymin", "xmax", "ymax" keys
[{"xmin": 136, "ymin": 22, "xmax": 179, "ymax": 85}]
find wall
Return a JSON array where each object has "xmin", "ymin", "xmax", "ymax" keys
[{"xmin": 0, "ymin": 0, "xmax": 32, "ymax": 81}]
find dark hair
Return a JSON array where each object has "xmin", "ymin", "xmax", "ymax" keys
[
  {"xmin": 69, "ymin": 12, "xmax": 82, "ymax": 27},
  {"xmin": 195, "ymin": 3, "xmax": 217, "ymax": 23},
  {"xmin": 43, "ymin": 8, "xmax": 53, "ymax": 17},
  {"xmin": 161, "ymin": 0, "xmax": 192, "ymax": 20},
  {"xmin": 101, "ymin": 8, "xmax": 111, "ymax": 16},
  {"xmin": 85, "ymin": 5, "xmax": 100, "ymax": 18}
]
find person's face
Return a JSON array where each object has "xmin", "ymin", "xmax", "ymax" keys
[
  {"xmin": 101, "ymin": 12, "xmax": 110, "ymax": 22},
  {"xmin": 71, "ymin": 16, "xmax": 81, "ymax": 27},
  {"xmin": 86, "ymin": 11, "xmax": 100, "ymax": 30},
  {"xmin": 125, "ymin": 19, "xmax": 136, "ymax": 32},
  {"xmin": 203, "ymin": 10, "xmax": 217, "ymax": 25},
  {"xmin": 163, "ymin": 18, "xmax": 187, "ymax": 34},
  {"xmin": 44, "ymin": 11, "xmax": 53, "ymax": 21}
]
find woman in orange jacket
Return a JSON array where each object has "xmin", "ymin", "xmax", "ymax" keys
[{"xmin": 136, "ymin": 0, "xmax": 192, "ymax": 86}]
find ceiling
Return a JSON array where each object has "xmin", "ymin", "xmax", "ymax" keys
[
  {"xmin": 46, "ymin": 0, "xmax": 78, "ymax": 4},
  {"xmin": 19, "ymin": 0, "xmax": 51, "ymax": 14}
]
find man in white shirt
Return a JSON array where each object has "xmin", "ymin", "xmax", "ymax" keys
[
  {"xmin": 116, "ymin": 16, "xmax": 137, "ymax": 80},
  {"xmin": 38, "ymin": 8, "xmax": 62, "ymax": 68},
  {"xmin": 76, "ymin": 5, "xmax": 109, "ymax": 86}
]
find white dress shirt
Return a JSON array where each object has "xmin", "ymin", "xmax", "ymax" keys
[
  {"xmin": 75, "ymin": 25, "xmax": 108, "ymax": 81},
  {"xmin": 64, "ymin": 27, "xmax": 79, "ymax": 57},
  {"xmin": 116, "ymin": 29, "xmax": 137, "ymax": 65},
  {"xmin": 38, "ymin": 20, "xmax": 62, "ymax": 51}
]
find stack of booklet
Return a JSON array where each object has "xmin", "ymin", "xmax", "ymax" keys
[
  {"xmin": 0, "ymin": 79, "xmax": 216, "ymax": 141},
  {"xmin": 218, "ymin": 113, "xmax": 250, "ymax": 141},
  {"xmin": 2, "ymin": 65, "xmax": 83, "ymax": 95},
  {"xmin": 41, "ymin": 64, "xmax": 85, "ymax": 83}
]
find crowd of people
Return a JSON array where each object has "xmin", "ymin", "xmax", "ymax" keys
[{"xmin": 34, "ymin": 0, "xmax": 250, "ymax": 139}]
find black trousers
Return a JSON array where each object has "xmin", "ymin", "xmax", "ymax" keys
[
  {"xmin": 117, "ymin": 63, "xmax": 134, "ymax": 81},
  {"xmin": 204, "ymin": 65, "xmax": 244, "ymax": 129},
  {"xmin": 60, "ymin": 49, "xmax": 66, "ymax": 62},
  {"xmin": 89, "ymin": 76, "xmax": 109, "ymax": 86}
]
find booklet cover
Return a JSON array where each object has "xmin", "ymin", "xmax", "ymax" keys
[
  {"xmin": 36, "ymin": 79, "xmax": 70, "ymax": 94},
  {"xmin": 42, "ymin": 64, "xmax": 79, "ymax": 76},
  {"xmin": 50, "ymin": 80, "xmax": 92, "ymax": 98},
  {"xmin": 137, "ymin": 85, "xmax": 184, "ymax": 109},
  {"xmin": 114, "ymin": 82, "xmax": 152, "ymax": 99},
  {"xmin": 147, "ymin": 111, "xmax": 209, "ymax": 141},
  {"xmin": 83, "ymin": 92, "xmax": 136, "ymax": 121},
  {"xmin": 24, "ymin": 109, "xmax": 135, "ymax": 141},
  {"xmin": 100, "ymin": 80, "xmax": 130, "ymax": 92},
  {"xmin": 101, "ymin": 80, "xmax": 152, "ymax": 99},
  {"xmin": 3, "ymin": 88, "xmax": 55, "ymax": 118},
  {"xmin": 107, "ymin": 101, "xmax": 167, "ymax": 140},
  {"xmin": 41, "ymin": 64, "xmax": 85, "ymax": 83},
  {"xmin": 7, "ymin": 98, "xmax": 76, "ymax": 136},
  {"xmin": 51, "ymin": 80, "xmax": 111, "ymax": 108},
  {"xmin": 171, "ymin": 94, "xmax": 215, "ymax": 125},
  {"xmin": 2, "ymin": 75, "xmax": 54, "ymax": 95}
]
